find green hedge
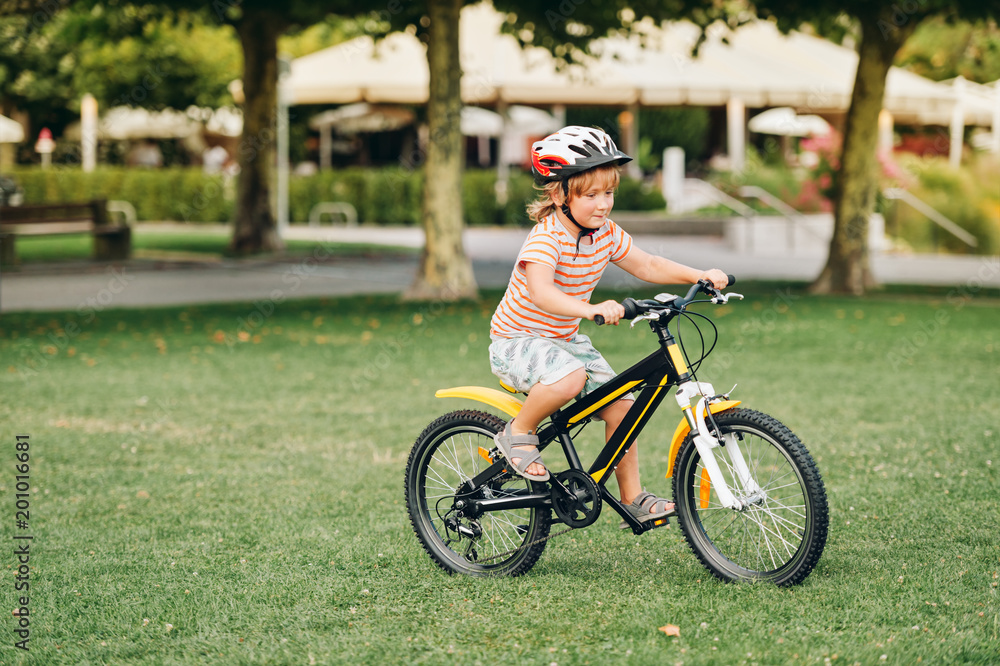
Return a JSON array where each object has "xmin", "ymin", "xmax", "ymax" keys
[
  {"xmin": 9, "ymin": 167, "xmax": 234, "ymax": 223},
  {"xmin": 8, "ymin": 166, "xmax": 665, "ymax": 226}
]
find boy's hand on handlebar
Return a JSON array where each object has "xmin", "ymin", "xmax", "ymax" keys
[
  {"xmin": 589, "ymin": 300, "xmax": 625, "ymax": 326},
  {"xmin": 699, "ymin": 269, "xmax": 730, "ymax": 291}
]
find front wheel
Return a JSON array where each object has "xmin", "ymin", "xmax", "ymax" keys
[
  {"xmin": 673, "ymin": 408, "xmax": 828, "ymax": 586},
  {"xmin": 405, "ymin": 410, "xmax": 551, "ymax": 576}
]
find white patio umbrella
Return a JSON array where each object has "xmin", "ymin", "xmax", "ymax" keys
[
  {"xmin": 459, "ymin": 105, "xmax": 560, "ymax": 137},
  {"xmin": 749, "ymin": 107, "xmax": 832, "ymax": 137},
  {"xmin": 0, "ymin": 114, "xmax": 25, "ymax": 143},
  {"xmin": 64, "ymin": 106, "xmax": 244, "ymax": 141},
  {"xmin": 64, "ymin": 107, "xmax": 200, "ymax": 140},
  {"xmin": 309, "ymin": 103, "xmax": 415, "ymax": 134},
  {"xmin": 186, "ymin": 106, "xmax": 244, "ymax": 137}
]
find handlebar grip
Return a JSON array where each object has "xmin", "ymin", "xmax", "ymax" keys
[
  {"xmin": 594, "ymin": 314, "xmax": 605, "ymax": 326},
  {"xmin": 726, "ymin": 274, "xmax": 737, "ymax": 287},
  {"xmin": 622, "ymin": 298, "xmax": 639, "ymax": 320}
]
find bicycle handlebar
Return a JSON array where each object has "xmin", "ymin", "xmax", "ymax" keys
[{"xmin": 593, "ymin": 274, "xmax": 736, "ymax": 326}]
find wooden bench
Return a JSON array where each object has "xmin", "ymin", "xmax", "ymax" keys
[{"xmin": 0, "ymin": 199, "xmax": 131, "ymax": 265}]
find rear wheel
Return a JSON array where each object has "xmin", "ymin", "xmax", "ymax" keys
[
  {"xmin": 405, "ymin": 410, "xmax": 550, "ymax": 576},
  {"xmin": 673, "ymin": 408, "xmax": 828, "ymax": 586}
]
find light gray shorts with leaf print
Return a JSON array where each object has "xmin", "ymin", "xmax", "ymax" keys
[{"xmin": 488, "ymin": 333, "xmax": 633, "ymax": 402}]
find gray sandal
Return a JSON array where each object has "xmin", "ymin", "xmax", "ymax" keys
[
  {"xmin": 494, "ymin": 421, "xmax": 550, "ymax": 482},
  {"xmin": 619, "ymin": 491, "xmax": 675, "ymax": 529}
]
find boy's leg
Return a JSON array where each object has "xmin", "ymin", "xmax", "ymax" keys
[
  {"xmin": 508, "ymin": 368, "xmax": 586, "ymax": 477},
  {"xmin": 599, "ymin": 400, "xmax": 674, "ymax": 512}
]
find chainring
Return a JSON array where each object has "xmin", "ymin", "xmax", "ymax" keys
[{"xmin": 550, "ymin": 469, "xmax": 602, "ymax": 528}]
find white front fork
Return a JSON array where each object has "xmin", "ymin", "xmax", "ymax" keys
[{"xmin": 675, "ymin": 382, "xmax": 761, "ymax": 510}]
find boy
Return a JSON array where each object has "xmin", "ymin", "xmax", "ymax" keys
[{"xmin": 489, "ymin": 126, "xmax": 729, "ymax": 526}]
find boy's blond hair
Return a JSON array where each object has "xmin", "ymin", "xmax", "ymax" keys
[{"xmin": 526, "ymin": 165, "xmax": 622, "ymax": 224}]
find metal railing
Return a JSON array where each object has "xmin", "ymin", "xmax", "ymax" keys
[
  {"xmin": 882, "ymin": 188, "xmax": 978, "ymax": 249},
  {"xmin": 682, "ymin": 179, "xmax": 757, "ymax": 218},
  {"xmin": 680, "ymin": 179, "xmax": 765, "ymax": 251},
  {"xmin": 737, "ymin": 185, "xmax": 827, "ymax": 250}
]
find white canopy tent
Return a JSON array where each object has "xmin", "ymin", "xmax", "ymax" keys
[
  {"xmin": 288, "ymin": 4, "xmax": 999, "ymax": 141},
  {"xmin": 941, "ymin": 77, "xmax": 1000, "ymax": 160}
]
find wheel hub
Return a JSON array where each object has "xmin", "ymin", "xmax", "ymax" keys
[{"xmin": 734, "ymin": 490, "xmax": 767, "ymax": 511}]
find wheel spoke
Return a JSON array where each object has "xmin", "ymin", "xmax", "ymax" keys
[
  {"xmin": 741, "ymin": 506, "xmax": 799, "ymax": 553},
  {"xmin": 762, "ymin": 498, "xmax": 807, "ymax": 521}
]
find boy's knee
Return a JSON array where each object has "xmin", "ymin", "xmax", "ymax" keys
[{"xmin": 554, "ymin": 368, "xmax": 587, "ymax": 401}]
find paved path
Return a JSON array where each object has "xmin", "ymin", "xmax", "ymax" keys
[{"xmin": 2, "ymin": 224, "xmax": 997, "ymax": 313}]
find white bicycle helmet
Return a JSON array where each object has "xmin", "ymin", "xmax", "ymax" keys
[
  {"xmin": 530, "ymin": 125, "xmax": 632, "ymax": 183},
  {"xmin": 529, "ymin": 126, "xmax": 632, "ymax": 255}
]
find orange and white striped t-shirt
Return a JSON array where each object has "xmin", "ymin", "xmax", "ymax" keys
[{"xmin": 490, "ymin": 215, "xmax": 633, "ymax": 340}]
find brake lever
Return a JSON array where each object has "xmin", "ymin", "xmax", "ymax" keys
[
  {"xmin": 629, "ymin": 311, "xmax": 662, "ymax": 328},
  {"xmin": 711, "ymin": 292, "xmax": 744, "ymax": 304}
]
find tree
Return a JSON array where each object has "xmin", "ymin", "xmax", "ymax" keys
[
  {"xmin": 754, "ymin": 0, "xmax": 1000, "ymax": 294},
  {"xmin": 207, "ymin": 0, "xmax": 359, "ymax": 255},
  {"xmin": 0, "ymin": 4, "xmax": 237, "ymax": 143},
  {"xmin": 0, "ymin": 1, "xmax": 378, "ymax": 255},
  {"xmin": 388, "ymin": 0, "xmax": 478, "ymax": 301},
  {"xmin": 896, "ymin": 16, "xmax": 1000, "ymax": 84}
]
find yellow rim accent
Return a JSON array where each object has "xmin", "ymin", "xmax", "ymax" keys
[
  {"xmin": 435, "ymin": 386, "xmax": 524, "ymax": 418},
  {"xmin": 699, "ymin": 468, "xmax": 712, "ymax": 509},
  {"xmin": 569, "ymin": 380, "xmax": 644, "ymax": 424},
  {"xmin": 591, "ymin": 374, "xmax": 670, "ymax": 483},
  {"xmin": 666, "ymin": 344, "xmax": 688, "ymax": 376},
  {"xmin": 665, "ymin": 400, "xmax": 742, "ymax": 478}
]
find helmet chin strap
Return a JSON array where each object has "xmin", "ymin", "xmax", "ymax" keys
[{"xmin": 561, "ymin": 179, "xmax": 596, "ymax": 257}]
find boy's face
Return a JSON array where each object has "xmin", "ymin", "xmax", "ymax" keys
[{"xmin": 566, "ymin": 179, "xmax": 615, "ymax": 229}]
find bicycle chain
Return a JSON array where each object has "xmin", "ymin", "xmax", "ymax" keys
[
  {"xmin": 466, "ymin": 456, "xmax": 578, "ymax": 564},
  {"xmin": 476, "ymin": 525, "xmax": 576, "ymax": 564}
]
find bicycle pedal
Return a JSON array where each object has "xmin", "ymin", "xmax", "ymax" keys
[
  {"xmin": 648, "ymin": 516, "xmax": 671, "ymax": 530},
  {"xmin": 620, "ymin": 516, "xmax": 671, "ymax": 532}
]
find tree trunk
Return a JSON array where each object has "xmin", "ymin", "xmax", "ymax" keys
[
  {"xmin": 231, "ymin": 10, "xmax": 285, "ymax": 255},
  {"xmin": 404, "ymin": 0, "xmax": 478, "ymax": 301},
  {"xmin": 810, "ymin": 13, "xmax": 917, "ymax": 295}
]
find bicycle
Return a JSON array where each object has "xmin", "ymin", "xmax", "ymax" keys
[{"xmin": 404, "ymin": 277, "xmax": 829, "ymax": 586}]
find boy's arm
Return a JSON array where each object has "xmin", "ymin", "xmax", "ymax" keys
[
  {"xmin": 616, "ymin": 247, "xmax": 729, "ymax": 289},
  {"xmin": 524, "ymin": 262, "xmax": 626, "ymax": 325}
]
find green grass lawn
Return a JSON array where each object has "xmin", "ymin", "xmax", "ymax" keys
[
  {"xmin": 2, "ymin": 285, "xmax": 998, "ymax": 665},
  {"xmin": 9, "ymin": 228, "xmax": 415, "ymax": 263}
]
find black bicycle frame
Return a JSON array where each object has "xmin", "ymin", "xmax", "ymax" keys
[{"xmin": 461, "ymin": 320, "xmax": 693, "ymax": 533}]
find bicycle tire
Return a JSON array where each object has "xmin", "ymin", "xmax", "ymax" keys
[
  {"xmin": 673, "ymin": 408, "xmax": 828, "ymax": 586},
  {"xmin": 405, "ymin": 410, "xmax": 551, "ymax": 576}
]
